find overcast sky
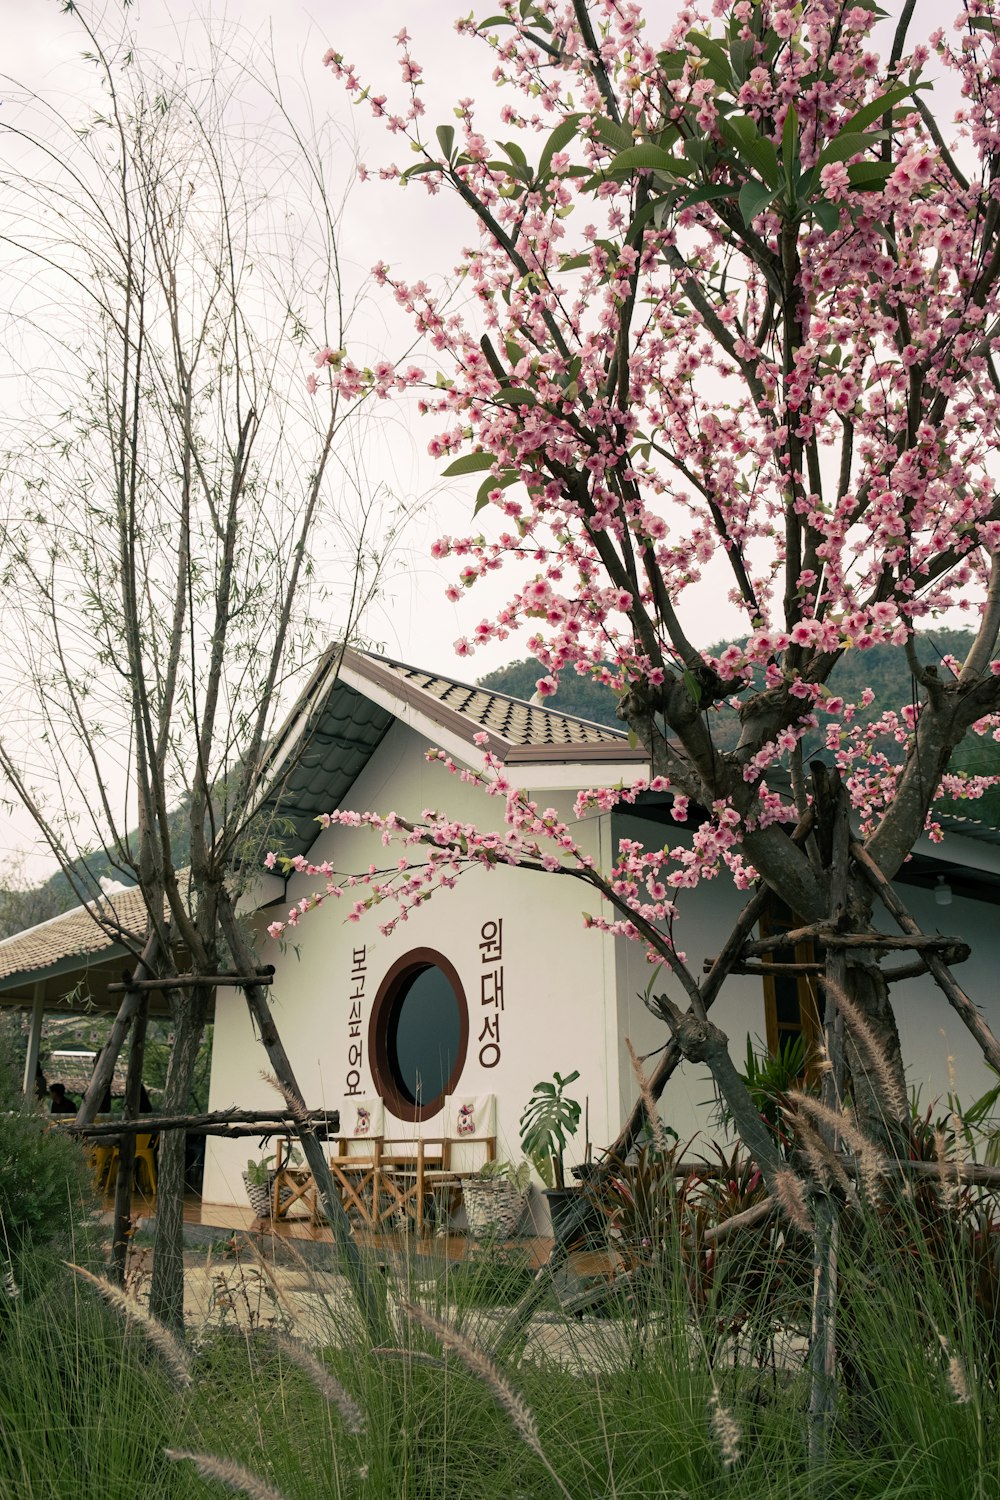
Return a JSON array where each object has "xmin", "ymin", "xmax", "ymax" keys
[{"xmin": 0, "ymin": 0, "xmax": 958, "ymax": 875}]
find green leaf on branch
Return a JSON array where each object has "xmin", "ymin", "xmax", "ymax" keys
[
  {"xmin": 814, "ymin": 129, "xmax": 885, "ymax": 170},
  {"xmin": 738, "ymin": 179, "xmax": 779, "ymax": 225},
  {"xmin": 537, "ymin": 114, "xmax": 582, "ymax": 179},
  {"xmin": 435, "ymin": 125, "xmax": 455, "ymax": 161},
  {"xmin": 591, "ymin": 116, "xmax": 633, "ymax": 153},
  {"xmin": 500, "ymin": 139, "xmax": 529, "ymax": 169},
  {"xmin": 441, "ymin": 452, "xmax": 497, "ymax": 477},
  {"xmin": 782, "ymin": 104, "xmax": 799, "ymax": 196},
  {"xmin": 610, "ymin": 143, "xmax": 686, "ymax": 175},
  {"xmin": 813, "ymin": 198, "xmax": 841, "ymax": 233},
  {"xmin": 685, "ymin": 30, "xmax": 731, "ymax": 86},
  {"xmin": 400, "ymin": 160, "xmax": 443, "ymax": 183},
  {"xmin": 474, "ymin": 470, "xmax": 518, "ymax": 516},
  {"xmin": 494, "ymin": 386, "xmax": 538, "ymax": 406},
  {"xmin": 847, "ymin": 161, "xmax": 894, "ymax": 189},
  {"xmin": 836, "ymin": 82, "xmax": 913, "ymax": 139},
  {"xmin": 729, "ymin": 36, "xmax": 754, "ymax": 83},
  {"xmin": 683, "ymin": 669, "xmax": 703, "ymax": 706},
  {"xmin": 721, "ymin": 116, "xmax": 779, "ymax": 187},
  {"xmin": 681, "ymin": 182, "xmax": 736, "ymax": 210},
  {"xmin": 681, "ymin": 136, "xmax": 715, "ymax": 172}
]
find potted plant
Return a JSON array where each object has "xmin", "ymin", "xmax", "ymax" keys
[
  {"xmin": 519, "ymin": 1070, "xmax": 593, "ymax": 1244},
  {"xmin": 460, "ymin": 1158, "xmax": 531, "ymax": 1239},
  {"xmin": 242, "ymin": 1149, "xmax": 299, "ymax": 1221}
]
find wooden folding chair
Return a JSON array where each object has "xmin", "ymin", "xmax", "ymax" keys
[
  {"xmin": 327, "ymin": 1097, "xmax": 386, "ymax": 1226},
  {"xmin": 422, "ymin": 1093, "xmax": 497, "ymax": 1233}
]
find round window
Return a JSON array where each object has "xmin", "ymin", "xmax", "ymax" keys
[{"xmin": 368, "ymin": 949, "xmax": 468, "ymax": 1121}]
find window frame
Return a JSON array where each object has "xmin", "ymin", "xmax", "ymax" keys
[
  {"xmin": 758, "ymin": 901, "xmax": 822, "ymax": 1081},
  {"xmin": 367, "ymin": 947, "xmax": 469, "ymax": 1122}
]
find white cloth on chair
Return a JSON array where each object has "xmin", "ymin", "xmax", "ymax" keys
[
  {"xmin": 443, "ymin": 1093, "xmax": 496, "ymax": 1173},
  {"xmin": 342, "ymin": 1096, "xmax": 385, "ymax": 1142}
]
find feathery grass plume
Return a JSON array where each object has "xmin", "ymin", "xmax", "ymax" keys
[
  {"xmin": 67, "ymin": 1262, "xmax": 191, "ymax": 1388},
  {"xmin": 626, "ymin": 1036, "xmax": 670, "ymax": 1153},
  {"xmin": 820, "ymin": 977, "xmax": 907, "ymax": 1122},
  {"xmin": 791, "ymin": 1093, "xmax": 885, "ymax": 1202},
  {"xmin": 2, "ymin": 1259, "xmax": 19, "ymax": 1300},
  {"xmin": 165, "ymin": 1449, "xmax": 289, "ymax": 1500},
  {"xmin": 793, "ymin": 1114, "xmax": 850, "ymax": 1195},
  {"xmin": 936, "ymin": 1332, "xmax": 971, "ymax": 1404},
  {"xmin": 933, "ymin": 1126, "xmax": 958, "ymax": 1210},
  {"xmin": 261, "ymin": 1070, "xmax": 310, "ymax": 1126},
  {"xmin": 771, "ymin": 1167, "xmax": 813, "ymax": 1233},
  {"xmin": 708, "ymin": 1385, "xmax": 742, "ymax": 1469},
  {"xmin": 401, "ymin": 1299, "xmax": 575, "ymax": 1500},
  {"xmin": 274, "ymin": 1333, "xmax": 366, "ymax": 1434}
]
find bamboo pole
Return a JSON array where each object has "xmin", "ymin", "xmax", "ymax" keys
[
  {"xmin": 75, "ymin": 932, "xmax": 161, "ymax": 1127},
  {"xmin": 110, "ymin": 990, "xmax": 149, "ymax": 1286},
  {"xmin": 106, "ymin": 968, "xmax": 275, "ymax": 993},
  {"xmin": 807, "ymin": 767, "xmax": 848, "ymax": 1472},
  {"xmin": 60, "ymin": 1107, "xmax": 339, "ymax": 1137},
  {"xmin": 217, "ymin": 889, "xmax": 389, "ymax": 1345}
]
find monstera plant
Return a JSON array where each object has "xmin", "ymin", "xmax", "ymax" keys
[{"xmin": 519, "ymin": 1070, "xmax": 582, "ymax": 1191}]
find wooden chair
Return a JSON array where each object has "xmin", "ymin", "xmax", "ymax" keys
[
  {"xmin": 133, "ymin": 1132, "xmax": 158, "ymax": 1195},
  {"xmin": 90, "ymin": 1143, "xmax": 117, "ymax": 1195},
  {"xmin": 327, "ymin": 1096, "xmax": 386, "ymax": 1224},
  {"xmin": 378, "ymin": 1136, "xmax": 448, "ymax": 1233},
  {"xmin": 382, "ymin": 1094, "xmax": 498, "ymax": 1235},
  {"xmin": 271, "ymin": 1137, "xmax": 317, "ymax": 1221}
]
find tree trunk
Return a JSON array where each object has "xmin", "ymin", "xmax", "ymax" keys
[{"xmin": 148, "ymin": 987, "xmax": 209, "ymax": 1330}]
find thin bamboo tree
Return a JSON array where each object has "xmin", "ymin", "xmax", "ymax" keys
[{"xmin": 0, "ymin": 14, "xmax": 400, "ymax": 1331}]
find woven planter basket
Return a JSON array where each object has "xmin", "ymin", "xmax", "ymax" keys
[
  {"xmin": 242, "ymin": 1171, "xmax": 292, "ymax": 1221},
  {"xmin": 461, "ymin": 1176, "xmax": 527, "ymax": 1239}
]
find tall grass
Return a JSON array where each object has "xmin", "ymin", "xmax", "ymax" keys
[{"xmin": 1, "ymin": 1170, "xmax": 999, "ymax": 1497}]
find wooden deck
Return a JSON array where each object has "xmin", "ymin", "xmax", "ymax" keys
[{"xmin": 107, "ymin": 1192, "xmax": 614, "ymax": 1276}]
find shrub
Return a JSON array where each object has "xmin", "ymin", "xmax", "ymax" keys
[{"xmin": 0, "ymin": 1041, "xmax": 93, "ymax": 1289}]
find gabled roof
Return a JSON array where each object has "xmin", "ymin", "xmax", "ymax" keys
[
  {"xmin": 0, "ymin": 878, "xmax": 194, "ymax": 1012},
  {"xmin": 0, "ymin": 884, "xmax": 147, "ymax": 988},
  {"xmin": 358, "ymin": 653, "xmax": 631, "ymax": 754},
  {"xmin": 252, "ymin": 645, "xmax": 644, "ymax": 859},
  {"xmin": 0, "ymin": 884, "xmax": 157, "ymax": 1010}
]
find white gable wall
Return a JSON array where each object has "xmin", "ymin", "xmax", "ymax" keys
[
  {"xmin": 610, "ymin": 811, "xmax": 765, "ymax": 1149},
  {"xmin": 203, "ymin": 719, "xmax": 623, "ymax": 1210}
]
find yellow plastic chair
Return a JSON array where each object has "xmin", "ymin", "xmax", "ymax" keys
[
  {"xmin": 134, "ymin": 1133, "xmax": 157, "ymax": 1196},
  {"xmin": 90, "ymin": 1143, "xmax": 117, "ymax": 1194},
  {"xmin": 105, "ymin": 1132, "xmax": 158, "ymax": 1197}
]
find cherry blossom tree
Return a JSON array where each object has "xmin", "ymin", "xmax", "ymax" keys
[{"xmin": 284, "ymin": 0, "xmax": 1000, "ymax": 1156}]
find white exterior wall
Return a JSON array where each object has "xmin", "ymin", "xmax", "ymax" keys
[
  {"xmin": 203, "ymin": 720, "xmax": 621, "ymax": 1209},
  {"xmin": 877, "ymin": 876, "xmax": 1000, "ymax": 1113},
  {"xmin": 610, "ymin": 812, "xmax": 1000, "ymax": 1148}
]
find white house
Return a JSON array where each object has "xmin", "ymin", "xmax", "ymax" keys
[
  {"xmin": 201, "ymin": 647, "xmax": 1000, "ymax": 1210},
  {"xmin": 1, "ymin": 646, "xmax": 998, "ymax": 1217}
]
